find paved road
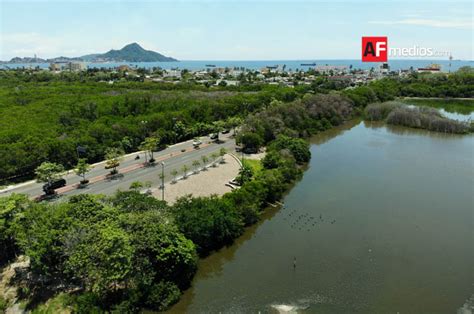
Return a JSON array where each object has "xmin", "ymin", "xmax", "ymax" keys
[{"xmin": 1, "ymin": 133, "xmax": 237, "ymax": 200}]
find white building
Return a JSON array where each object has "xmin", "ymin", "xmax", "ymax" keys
[
  {"xmin": 314, "ymin": 65, "xmax": 348, "ymax": 74},
  {"xmin": 68, "ymin": 62, "xmax": 87, "ymax": 71}
]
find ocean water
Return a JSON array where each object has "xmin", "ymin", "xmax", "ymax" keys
[{"xmin": 1, "ymin": 59, "xmax": 472, "ymax": 72}]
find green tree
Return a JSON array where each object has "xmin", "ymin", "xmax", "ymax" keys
[
  {"xmin": 211, "ymin": 121, "xmax": 225, "ymax": 141},
  {"xmin": 237, "ymin": 132, "xmax": 263, "ymax": 153},
  {"xmin": 192, "ymin": 160, "xmax": 200, "ymax": 173},
  {"xmin": 210, "ymin": 152, "xmax": 219, "ymax": 166},
  {"xmin": 159, "ymin": 172, "xmax": 165, "ymax": 182},
  {"xmin": 140, "ymin": 136, "xmax": 160, "ymax": 163},
  {"xmin": 226, "ymin": 116, "xmax": 242, "ymax": 135},
  {"xmin": 269, "ymin": 135, "xmax": 311, "ymax": 164},
  {"xmin": 75, "ymin": 158, "xmax": 91, "ymax": 183},
  {"xmin": 129, "ymin": 181, "xmax": 144, "ymax": 191},
  {"xmin": 171, "ymin": 169, "xmax": 178, "ymax": 182},
  {"xmin": 219, "ymin": 148, "xmax": 227, "ymax": 163},
  {"xmin": 181, "ymin": 165, "xmax": 189, "ymax": 178},
  {"xmin": 105, "ymin": 147, "xmax": 124, "ymax": 174},
  {"xmin": 237, "ymin": 163, "xmax": 253, "ymax": 185},
  {"xmin": 201, "ymin": 155, "xmax": 209, "ymax": 169},
  {"xmin": 0, "ymin": 194, "xmax": 31, "ymax": 262},
  {"xmin": 171, "ymin": 196, "xmax": 243, "ymax": 255},
  {"xmin": 35, "ymin": 162, "xmax": 64, "ymax": 185},
  {"xmin": 121, "ymin": 210, "xmax": 197, "ymax": 289},
  {"xmin": 64, "ymin": 224, "xmax": 133, "ymax": 295}
]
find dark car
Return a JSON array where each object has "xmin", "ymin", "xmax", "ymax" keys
[
  {"xmin": 243, "ymin": 147, "xmax": 258, "ymax": 154},
  {"xmin": 42, "ymin": 178, "xmax": 66, "ymax": 194}
]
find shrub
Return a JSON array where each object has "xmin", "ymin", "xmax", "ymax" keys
[
  {"xmin": 0, "ymin": 296, "xmax": 7, "ymax": 313},
  {"xmin": 145, "ymin": 281, "xmax": 181, "ymax": 311},
  {"xmin": 69, "ymin": 292, "xmax": 102, "ymax": 314},
  {"xmin": 171, "ymin": 196, "xmax": 244, "ymax": 255},
  {"xmin": 387, "ymin": 106, "xmax": 469, "ymax": 134},
  {"xmin": 365, "ymin": 101, "xmax": 402, "ymax": 120},
  {"xmin": 237, "ymin": 132, "xmax": 263, "ymax": 152},
  {"xmin": 269, "ymin": 135, "xmax": 311, "ymax": 164}
]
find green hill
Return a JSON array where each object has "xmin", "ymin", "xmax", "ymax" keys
[{"xmin": 82, "ymin": 43, "xmax": 177, "ymax": 62}]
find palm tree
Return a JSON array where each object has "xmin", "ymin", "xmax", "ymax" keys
[
  {"xmin": 192, "ymin": 160, "xmax": 201, "ymax": 173},
  {"xmin": 171, "ymin": 169, "xmax": 178, "ymax": 183}
]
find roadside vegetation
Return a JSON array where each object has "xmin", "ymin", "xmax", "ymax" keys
[
  {"xmin": 0, "ymin": 131, "xmax": 309, "ymax": 312},
  {"xmin": 1, "ymin": 67, "xmax": 472, "ymax": 183}
]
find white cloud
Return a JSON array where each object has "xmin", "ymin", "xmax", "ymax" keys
[
  {"xmin": 1, "ymin": 32, "xmax": 71, "ymax": 59},
  {"xmin": 369, "ymin": 18, "xmax": 472, "ymax": 29}
]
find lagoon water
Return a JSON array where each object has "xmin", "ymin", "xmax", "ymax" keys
[
  {"xmin": 1, "ymin": 59, "xmax": 472, "ymax": 71},
  {"xmin": 169, "ymin": 120, "xmax": 474, "ymax": 313}
]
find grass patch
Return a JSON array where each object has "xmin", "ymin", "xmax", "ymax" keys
[
  {"xmin": 242, "ymin": 159, "xmax": 263, "ymax": 175},
  {"xmin": 30, "ymin": 293, "xmax": 71, "ymax": 314},
  {"xmin": 0, "ymin": 296, "xmax": 8, "ymax": 313}
]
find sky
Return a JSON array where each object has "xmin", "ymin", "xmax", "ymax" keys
[{"xmin": 0, "ymin": 0, "xmax": 472, "ymax": 61}]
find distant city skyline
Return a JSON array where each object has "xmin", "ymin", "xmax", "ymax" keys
[{"xmin": 1, "ymin": 0, "xmax": 472, "ymax": 61}]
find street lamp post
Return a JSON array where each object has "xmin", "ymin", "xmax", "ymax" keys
[{"xmin": 161, "ymin": 161, "xmax": 165, "ymax": 201}]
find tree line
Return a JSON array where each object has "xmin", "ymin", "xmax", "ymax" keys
[{"xmin": 1, "ymin": 67, "xmax": 472, "ymax": 183}]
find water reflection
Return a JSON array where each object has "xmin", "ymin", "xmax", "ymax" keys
[
  {"xmin": 309, "ymin": 119, "xmax": 361, "ymax": 145},
  {"xmin": 169, "ymin": 120, "xmax": 474, "ymax": 314},
  {"xmin": 363, "ymin": 120, "xmax": 469, "ymax": 139}
]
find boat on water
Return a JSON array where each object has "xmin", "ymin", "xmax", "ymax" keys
[
  {"xmin": 301, "ymin": 63, "xmax": 316, "ymax": 66},
  {"xmin": 205, "ymin": 64, "xmax": 216, "ymax": 67}
]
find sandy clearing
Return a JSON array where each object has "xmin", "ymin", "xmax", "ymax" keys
[{"xmin": 152, "ymin": 154, "xmax": 241, "ymax": 204}]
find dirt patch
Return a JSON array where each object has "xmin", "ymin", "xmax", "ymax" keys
[
  {"xmin": 0, "ymin": 256, "xmax": 29, "ymax": 313},
  {"xmin": 152, "ymin": 154, "xmax": 240, "ymax": 204}
]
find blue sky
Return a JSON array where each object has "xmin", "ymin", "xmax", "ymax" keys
[{"xmin": 0, "ymin": 0, "xmax": 472, "ymax": 60}]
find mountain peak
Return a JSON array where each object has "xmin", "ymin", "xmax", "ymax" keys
[
  {"xmin": 81, "ymin": 43, "xmax": 177, "ymax": 62},
  {"xmin": 121, "ymin": 42, "xmax": 144, "ymax": 50}
]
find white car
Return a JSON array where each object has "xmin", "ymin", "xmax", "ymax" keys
[{"xmin": 192, "ymin": 139, "xmax": 202, "ymax": 147}]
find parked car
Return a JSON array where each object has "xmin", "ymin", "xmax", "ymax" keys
[
  {"xmin": 193, "ymin": 139, "xmax": 202, "ymax": 148},
  {"xmin": 243, "ymin": 147, "xmax": 258, "ymax": 154},
  {"xmin": 210, "ymin": 133, "xmax": 219, "ymax": 140},
  {"xmin": 222, "ymin": 129, "xmax": 230, "ymax": 134},
  {"xmin": 42, "ymin": 178, "xmax": 66, "ymax": 194}
]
